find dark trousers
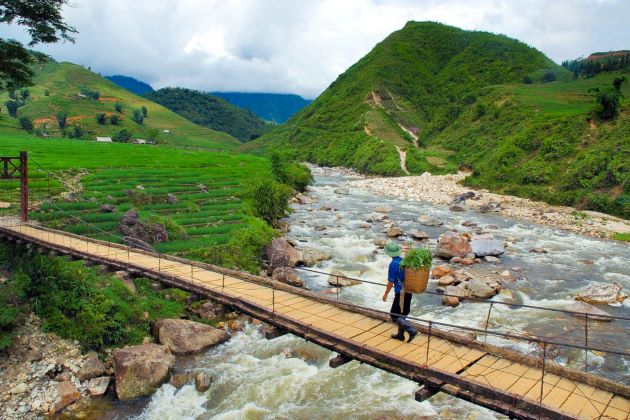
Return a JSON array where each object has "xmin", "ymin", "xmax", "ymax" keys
[{"xmin": 390, "ymin": 292, "xmax": 416, "ymax": 335}]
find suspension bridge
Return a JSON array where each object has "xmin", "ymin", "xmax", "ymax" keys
[{"xmin": 1, "ymin": 152, "xmax": 629, "ymax": 419}]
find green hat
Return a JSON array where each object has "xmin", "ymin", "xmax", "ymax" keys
[{"xmin": 384, "ymin": 241, "xmax": 401, "ymax": 257}]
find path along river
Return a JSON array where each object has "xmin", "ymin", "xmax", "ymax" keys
[{"xmin": 99, "ymin": 166, "xmax": 629, "ymax": 420}]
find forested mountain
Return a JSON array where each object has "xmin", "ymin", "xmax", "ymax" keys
[
  {"xmin": 145, "ymin": 88, "xmax": 272, "ymax": 142},
  {"xmin": 211, "ymin": 92, "xmax": 312, "ymax": 123},
  {"xmin": 105, "ymin": 75, "xmax": 155, "ymax": 95},
  {"xmin": 246, "ymin": 21, "xmax": 629, "ymax": 218},
  {"xmin": 0, "ymin": 60, "xmax": 238, "ymax": 150}
]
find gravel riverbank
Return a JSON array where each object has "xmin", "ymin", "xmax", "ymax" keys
[{"xmin": 349, "ymin": 171, "xmax": 630, "ymax": 240}]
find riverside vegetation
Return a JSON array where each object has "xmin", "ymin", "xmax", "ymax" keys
[{"xmin": 247, "ymin": 21, "xmax": 630, "ymax": 219}]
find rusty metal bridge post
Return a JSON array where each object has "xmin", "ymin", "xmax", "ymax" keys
[{"xmin": 1, "ymin": 151, "xmax": 28, "ymax": 222}]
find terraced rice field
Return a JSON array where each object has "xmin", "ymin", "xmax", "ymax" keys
[{"xmin": 1, "ymin": 131, "xmax": 270, "ymax": 253}]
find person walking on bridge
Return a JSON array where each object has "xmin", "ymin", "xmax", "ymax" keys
[{"xmin": 382, "ymin": 241, "xmax": 417, "ymax": 343}]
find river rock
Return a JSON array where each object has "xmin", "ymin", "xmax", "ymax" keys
[
  {"xmin": 52, "ymin": 381, "xmax": 80, "ymax": 413},
  {"xmin": 100, "ymin": 204, "xmax": 115, "ymax": 213},
  {"xmin": 417, "ymin": 215, "xmax": 443, "ymax": 226},
  {"xmin": 272, "ymin": 267, "xmax": 304, "ymax": 288},
  {"xmin": 431, "ymin": 265, "xmax": 453, "ymax": 279},
  {"xmin": 478, "ymin": 202, "xmax": 500, "ymax": 213},
  {"xmin": 87, "ymin": 377, "xmax": 110, "ymax": 397},
  {"xmin": 470, "ymin": 238, "xmax": 505, "ymax": 257},
  {"xmin": 373, "ymin": 237, "xmax": 388, "ymax": 248},
  {"xmin": 436, "ymin": 232, "xmax": 472, "ymax": 259},
  {"xmin": 194, "ymin": 301, "xmax": 226, "ymax": 319},
  {"xmin": 529, "ymin": 247, "xmax": 548, "ymax": 254},
  {"xmin": 170, "ymin": 372, "xmax": 192, "ymax": 389},
  {"xmin": 264, "ymin": 238, "xmax": 302, "ymax": 272},
  {"xmin": 195, "ymin": 372, "xmax": 212, "ymax": 392},
  {"xmin": 10, "ymin": 383, "xmax": 28, "ymax": 395},
  {"xmin": 438, "ymin": 275, "xmax": 455, "ymax": 286},
  {"xmin": 26, "ymin": 349, "xmax": 43, "ymax": 362},
  {"xmin": 300, "ymin": 247, "xmax": 331, "ymax": 267},
  {"xmin": 575, "ymin": 282, "xmax": 627, "ymax": 304},
  {"xmin": 468, "ymin": 279, "xmax": 496, "ymax": 299},
  {"xmin": 167, "ymin": 193, "xmax": 179, "ymax": 204},
  {"xmin": 445, "ymin": 285, "xmax": 467, "ymax": 299},
  {"xmin": 410, "ymin": 229, "xmax": 429, "ymax": 240},
  {"xmin": 77, "ymin": 352, "xmax": 106, "ymax": 381},
  {"xmin": 449, "ymin": 204, "xmax": 467, "ymax": 212},
  {"xmin": 374, "ymin": 206, "xmax": 392, "ymax": 213},
  {"xmin": 113, "ymin": 343, "xmax": 175, "ymax": 400},
  {"xmin": 155, "ymin": 319, "xmax": 229, "ymax": 354},
  {"xmin": 484, "ymin": 256, "xmax": 501, "ymax": 263},
  {"xmin": 565, "ymin": 301, "xmax": 613, "ymax": 322},
  {"xmin": 367, "ymin": 213, "xmax": 387, "ymax": 222},
  {"xmin": 327, "ymin": 270, "xmax": 360, "ymax": 287},
  {"xmin": 334, "ymin": 187, "xmax": 349, "ymax": 195},
  {"xmin": 442, "ymin": 296, "xmax": 460, "ymax": 307},
  {"xmin": 387, "ymin": 226, "xmax": 403, "ymax": 237},
  {"xmin": 461, "ymin": 220, "xmax": 477, "ymax": 227}
]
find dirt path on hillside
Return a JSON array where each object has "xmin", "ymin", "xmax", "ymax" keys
[
  {"xmin": 350, "ymin": 172, "xmax": 630, "ymax": 239},
  {"xmin": 395, "ymin": 146, "xmax": 410, "ymax": 175}
]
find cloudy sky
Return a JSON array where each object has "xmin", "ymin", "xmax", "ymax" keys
[{"xmin": 1, "ymin": 0, "xmax": 627, "ymax": 98}]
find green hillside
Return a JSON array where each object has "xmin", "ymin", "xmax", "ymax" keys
[
  {"xmin": 0, "ymin": 60, "xmax": 240, "ymax": 150},
  {"xmin": 247, "ymin": 21, "xmax": 629, "ymax": 218},
  {"xmin": 145, "ymin": 87, "xmax": 272, "ymax": 142}
]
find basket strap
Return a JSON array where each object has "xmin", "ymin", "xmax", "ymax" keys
[{"xmin": 399, "ymin": 289, "xmax": 406, "ymax": 313}]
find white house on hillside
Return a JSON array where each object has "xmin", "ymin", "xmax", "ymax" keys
[{"xmin": 96, "ymin": 136, "xmax": 112, "ymax": 142}]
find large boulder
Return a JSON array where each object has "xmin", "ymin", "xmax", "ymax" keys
[
  {"xmin": 118, "ymin": 210, "xmax": 148, "ymax": 241},
  {"xmin": 445, "ymin": 285, "xmax": 468, "ymax": 299},
  {"xmin": 386, "ymin": 226, "xmax": 403, "ymax": 237},
  {"xmin": 410, "ymin": 229, "xmax": 429, "ymax": 240},
  {"xmin": 264, "ymin": 238, "xmax": 302, "ymax": 272},
  {"xmin": 431, "ymin": 265, "xmax": 453, "ymax": 279},
  {"xmin": 575, "ymin": 282, "xmax": 627, "ymax": 304},
  {"xmin": 113, "ymin": 343, "xmax": 175, "ymax": 400},
  {"xmin": 468, "ymin": 279, "xmax": 497, "ymax": 299},
  {"xmin": 87, "ymin": 377, "xmax": 110, "ymax": 397},
  {"xmin": 565, "ymin": 301, "xmax": 613, "ymax": 322},
  {"xmin": 77, "ymin": 352, "xmax": 106, "ymax": 381},
  {"xmin": 123, "ymin": 236, "xmax": 155, "ymax": 252},
  {"xmin": 470, "ymin": 238, "xmax": 505, "ymax": 257},
  {"xmin": 271, "ymin": 267, "xmax": 305, "ymax": 287},
  {"xmin": 155, "ymin": 319, "xmax": 229, "ymax": 354},
  {"xmin": 167, "ymin": 193, "xmax": 179, "ymax": 204},
  {"xmin": 436, "ymin": 232, "xmax": 472, "ymax": 259},
  {"xmin": 300, "ymin": 247, "xmax": 331, "ymax": 267},
  {"xmin": 194, "ymin": 301, "xmax": 226, "ymax": 320},
  {"xmin": 148, "ymin": 223, "xmax": 169, "ymax": 243}
]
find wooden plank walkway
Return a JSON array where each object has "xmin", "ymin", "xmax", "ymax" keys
[{"xmin": 1, "ymin": 221, "xmax": 629, "ymax": 420}]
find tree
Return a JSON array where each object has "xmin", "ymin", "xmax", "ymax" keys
[
  {"xmin": 112, "ymin": 129, "xmax": 132, "ymax": 142},
  {"xmin": 56, "ymin": 112, "xmax": 67, "ymax": 129},
  {"xmin": 109, "ymin": 114, "xmax": 120, "ymax": 125},
  {"xmin": 68, "ymin": 124, "xmax": 83, "ymax": 139},
  {"xmin": 589, "ymin": 87, "xmax": 622, "ymax": 120},
  {"xmin": 141, "ymin": 105, "xmax": 147, "ymax": 117},
  {"xmin": 5, "ymin": 100, "xmax": 18, "ymax": 117},
  {"xmin": 132, "ymin": 108, "xmax": 144, "ymax": 125},
  {"xmin": 96, "ymin": 113, "xmax": 106, "ymax": 125},
  {"xmin": 19, "ymin": 88, "xmax": 29, "ymax": 100},
  {"xmin": 18, "ymin": 116, "xmax": 32, "ymax": 132},
  {"xmin": 0, "ymin": 1, "xmax": 77, "ymax": 90},
  {"xmin": 114, "ymin": 102, "xmax": 122, "ymax": 113}
]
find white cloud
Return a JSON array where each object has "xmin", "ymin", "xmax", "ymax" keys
[{"xmin": 0, "ymin": 0, "xmax": 627, "ymax": 98}]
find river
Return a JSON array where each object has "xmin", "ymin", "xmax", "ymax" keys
[{"xmin": 99, "ymin": 166, "xmax": 629, "ymax": 420}]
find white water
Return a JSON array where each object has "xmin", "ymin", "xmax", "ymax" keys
[{"xmin": 106, "ymin": 167, "xmax": 628, "ymax": 419}]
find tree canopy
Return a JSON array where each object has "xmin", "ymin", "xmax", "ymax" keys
[{"xmin": 0, "ymin": 0, "xmax": 76, "ymax": 90}]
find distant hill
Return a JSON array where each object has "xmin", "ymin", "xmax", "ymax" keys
[
  {"xmin": 105, "ymin": 75, "xmax": 155, "ymax": 95},
  {"xmin": 145, "ymin": 88, "xmax": 272, "ymax": 142},
  {"xmin": 247, "ymin": 21, "xmax": 629, "ymax": 218},
  {"xmin": 562, "ymin": 50, "xmax": 630, "ymax": 77},
  {"xmin": 210, "ymin": 92, "xmax": 312, "ymax": 123},
  {"xmin": 0, "ymin": 60, "xmax": 239, "ymax": 150}
]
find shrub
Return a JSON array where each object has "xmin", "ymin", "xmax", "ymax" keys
[
  {"xmin": 56, "ymin": 112, "xmax": 67, "ymax": 130},
  {"xmin": 96, "ymin": 113, "xmax": 106, "ymax": 125},
  {"xmin": 18, "ymin": 116, "xmax": 33, "ymax": 132},
  {"xmin": 80, "ymin": 87, "xmax": 100, "ymax": 100},
  {"xmin": 109, "ymin": 114, "xmax": 120, "ymax": 125},
  {"xmin": 141, "ymin": 106, "xmax": 147, "ymax": 117},
  {"xmin": 5, "ymin": 100, "xmax": 19, "ymax": 118},
  {"xmin": 44, "ymin": 89, "xmax": 50, "ymax": 96},
  {"xmin": 68, "ymin": 125, "xmax": 83, "ymax": 139},
  {"xmin": 244, "ymin": 178, "xmax": 292, "ymax": 225},
  {"xmin": 132, "ymin": 109, "xmax": 144, "ymax": 125},
  {"xmin": 114, "ymin": 102, "xmax": 122, "ymax": 113},
  {"xmin": 113, "ymin": 129, "xmax": 132, "ymax": 142},
  {"xmin": 20, "ymin": 89, "xmax": 30, "ymax": 100}
]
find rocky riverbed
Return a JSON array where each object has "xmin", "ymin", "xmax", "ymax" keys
[{"xmin": 349, "ymin": 171, "xmax": 630, "ymax": 239}]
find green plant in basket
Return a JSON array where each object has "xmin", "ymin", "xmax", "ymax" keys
[{"xmin": 401, "ymin": 245, "xmax": 432, "ymax": 270}]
